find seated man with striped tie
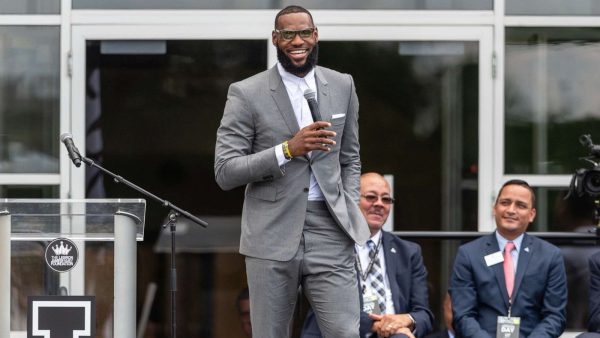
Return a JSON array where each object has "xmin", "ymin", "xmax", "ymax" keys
[
  {"xmin": 450, "ymin": 179, "xmax": 567, "ymax": 338},
  {"xmin": 301, "ymin": 172, "xmax": 434, "ymax": 338}
]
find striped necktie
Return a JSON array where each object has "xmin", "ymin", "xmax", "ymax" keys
[{"xmin": 367, "ymin": 240, "xmax": 386, "ymax": 313}]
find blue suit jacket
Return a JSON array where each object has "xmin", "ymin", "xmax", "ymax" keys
[
  {"xmin": 301, "ymin": 231, "xmax": 434, "ymax": 338},
  {"xmin": 588, "ymin": 251, "xmax": 600, "ymax": 333},
  {"xmin": 450, "ymin": 232, "xmax": 567, "ymax": 338}
]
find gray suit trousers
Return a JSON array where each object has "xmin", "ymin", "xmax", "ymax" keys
[{"xmin": 246, "ymin": 201, "xmax": 360, "ymax": 338}]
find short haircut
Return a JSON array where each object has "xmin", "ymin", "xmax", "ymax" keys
[
  {"xmin": 274, "ymin": 5, "xmax": 314, "ymax": 29},
  {"xmin": 496, "ymin": 179, "xmax": 536, "ymax": 206}
]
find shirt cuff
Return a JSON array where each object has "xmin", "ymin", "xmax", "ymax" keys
[{"xmin": 275, "ymin": 143, "xmax": 290, "ymax": 167}]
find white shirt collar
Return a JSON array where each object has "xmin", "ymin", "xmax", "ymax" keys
[
  {"xmin": 276, "ymin": 62, "xmax": 316, "ymax": 90},
  {"xmin": 495, "ymin": 231, "xmax": 524, "ymax": 253},
  {"xmin": 369, "ymin": 230, "xmax": 382, "ymax": 245},
  {"xmin": 355, "ymin": 230, "xmax": 382, "ymax": 253}
]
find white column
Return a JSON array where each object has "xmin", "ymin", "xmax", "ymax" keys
[
  {"xmin": 113, "ymin": 212, "xmax": 139, "ymax": 338},
  {"xmin": 0, "ymin": 213, "xmax": 11, "ymax": 338}
]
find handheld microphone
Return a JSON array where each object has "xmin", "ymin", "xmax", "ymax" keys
[
  {"xmin": 303, "ymin": 88, "xmax": 322, "ymax": 123},
  {"xmin": 60, "ymin": 133, "xmax": 82, "ymax": 167}
]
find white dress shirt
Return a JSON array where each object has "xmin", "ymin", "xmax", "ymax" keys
[{"xmin": 274, "ymin": 63, "xmax": 324, "ymax": 201}]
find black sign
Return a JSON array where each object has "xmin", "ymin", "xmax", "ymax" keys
[
  {"xmin": 28, "ymin": 296, "xmax": 96, "ymax": 338},
  {"xmin": 44, "ymin": 238, "xmax": 79, "ymax": 273}
]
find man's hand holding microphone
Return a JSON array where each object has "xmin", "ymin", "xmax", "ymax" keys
[{"xmin": 282, "ymin": 88, "xmax": 335, "ymax": 159}]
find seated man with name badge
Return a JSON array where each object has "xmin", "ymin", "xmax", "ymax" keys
[{"xmin": 450, "ymin": 179, "xmax": 567, "ymax": 338}]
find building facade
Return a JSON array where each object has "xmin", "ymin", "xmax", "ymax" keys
[{"xmin": 2, "ymin": 0, "xmax": 599, "ymax": 336}]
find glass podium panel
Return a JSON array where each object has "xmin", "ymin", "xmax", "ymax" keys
[
  {"xmin": 1, "ymin": 198, "xmax": 145, "ymax": 241},
  {"xmin": 1, "ymin": 199, "xmax": 146, "ymax": 338}
]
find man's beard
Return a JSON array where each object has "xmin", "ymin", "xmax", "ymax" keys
[{"xmin": 277, "ymin": 44, "xmax": 319, "ymax": 76}]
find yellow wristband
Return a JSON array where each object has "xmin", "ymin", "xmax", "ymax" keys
[{"xmin": 282, "ymin": 141, "xmax": 293, "ymax": 160}]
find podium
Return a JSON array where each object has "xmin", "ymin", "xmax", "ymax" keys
[{"xmin": 0, "ymin": 198, "xmax": 145, "ymax": 338}]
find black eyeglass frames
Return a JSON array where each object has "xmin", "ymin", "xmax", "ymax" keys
[{"xmin": 274, "ymin": 28, "xmax": 315, "ymax": 40}]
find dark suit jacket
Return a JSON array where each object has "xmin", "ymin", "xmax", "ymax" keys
[
  {"xmin": 301, "ymin": 231, "xmax": 434, "ymax": 338},
  {"xmin": 424, "ymin": 330, "xmax": 452, "ymax": 338},
  {"xmin": 589, "ymin": 251, "xmax": 600, "ymax": 333},
  {"xmin": 450, "ymin": 232, "xmax": 567, "ymax": 338}
]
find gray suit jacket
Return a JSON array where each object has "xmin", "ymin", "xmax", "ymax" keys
[{"xmin": 215, "ymin": 65, "xmax": 369, "ymax": 261}]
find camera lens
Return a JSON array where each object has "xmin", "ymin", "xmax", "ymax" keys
[{"xmin": 582, "ymin": 168, "xmax": 600, "ymax": 198}]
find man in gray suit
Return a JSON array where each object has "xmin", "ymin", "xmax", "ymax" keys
[{"xmin": 215, "ymin": 5, "xmax": 369, "ymax": 338}]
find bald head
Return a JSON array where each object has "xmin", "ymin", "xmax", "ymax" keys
[{"xmin": 361, "ymin": 172, "xmax": 389, "ymax": 186}]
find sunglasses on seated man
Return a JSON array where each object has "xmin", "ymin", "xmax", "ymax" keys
[{"xmin": 361, "ymin": 194, "xmax": 395, "ymax": 205}]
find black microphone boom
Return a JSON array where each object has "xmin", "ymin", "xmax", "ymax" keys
[
  {"xmin": 57, "ymin": 132, "xmax": 208, "ymax": 228},
  {"xmin": 60, "ymin": 133, "xmax": 82, "ymax": 167},
  {"xmin": 303, "ymin": 88, "xmax": 322, "ymax": 123}
]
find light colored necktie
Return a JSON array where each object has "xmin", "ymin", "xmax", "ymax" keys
[
  {"xmin": 503, "ymin": 241, "xmax": 516, "ymax": 299},
  {"xmin": 367, "ymin": 240, "xmax": 386, "ymax": 313}
]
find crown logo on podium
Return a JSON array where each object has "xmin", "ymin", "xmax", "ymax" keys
[{"xmin": 52, "ymin": 241, "xmax": 72, "ymax": 256}]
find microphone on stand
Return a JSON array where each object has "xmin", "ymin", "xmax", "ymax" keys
[{"xmin": 60, "ymin": 133, "xmax": 82, "ymax": 167}]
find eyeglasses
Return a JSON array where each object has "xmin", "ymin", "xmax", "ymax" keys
[
  {"xmin": 361, "ymin": 194, "xmax": 395, "ymax": 205},
  {"xmin": 275, "ymin": 28, "xmax": 315, "ymax": 41}
]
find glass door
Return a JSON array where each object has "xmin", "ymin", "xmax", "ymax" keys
[
  {"xmin": 70, "ymin": 22, "xmax": 493, "ymax": 337},
  {"xmin": 320, "ymin": 25, "xmax": 494, "ymax": 232},
  {"xmin": 318, "ymin": 25, "xmax": 493, "ymax": 324}
]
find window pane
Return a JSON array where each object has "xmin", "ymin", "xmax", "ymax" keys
[
  {"xmin": 507, "ymin": 0, "xmax": 600, "ymax": 15},
  {"xmin": 320, "ymin": 40, "xmax": 479, "ymax": 232},
  {"xmin": 528, "ymin": 187, "xmax": 595, "ymax": 232},
  {"xmin": 0, "ymin": 185, "xmax": 59, "ymax": 198},
  {"xmin": 505, "ymin": 28, "xmax": 600, "ymax": 174},
  {"xmin": 0, "ymin": 0, "xmax": 59, "ymax": 14},
  {"xmin": 295, "ymin": 0, "xmax": 492, "ymax": 10},
  {"xmin": 0, "ymin": 27, "xmax": 60, "ymax": 174},
  {"xmin": 73, "ymin": 0, "xmax": 491, "ymax": 10}
]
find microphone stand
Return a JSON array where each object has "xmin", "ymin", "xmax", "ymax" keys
[{"xmin": 77, "ymin": 154, "xmax": 207, "ymax": 338}]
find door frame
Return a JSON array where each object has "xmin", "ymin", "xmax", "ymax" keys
[{"xmin": 70, "ymin": 13, "xmax": 495, "ymax": 230}]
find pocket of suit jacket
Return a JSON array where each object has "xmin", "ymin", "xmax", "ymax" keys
[
  {"xmin": 331, "ymin": 113, "xmax": 346, "ymax": 125},
  {"xmin": 246, "ymin": 182, "xmax": 277, "ymax": 201}
]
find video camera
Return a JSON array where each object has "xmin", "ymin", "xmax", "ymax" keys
[{"xmin": 567, "ymin": 134, "xmax": 600, "ymax": 199}]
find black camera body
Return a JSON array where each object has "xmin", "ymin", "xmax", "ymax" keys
[
  {"xmin": 568, "ymin": 135, "xmax": 600, "ymax": 199},
  {"xmin": 570, "ymin": 167, "xmax": 600, "ymax": 199}
]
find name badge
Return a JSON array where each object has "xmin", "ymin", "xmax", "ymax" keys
[
  {"xmin": 496, "ymin": 316, "xmax": 520, "ymax": 338},
  {"xmin": 485, "ymin": 251, "xmax": 504, "ymax": 267},
  {"xmin": 362, "ymin": 292, "xmax": 381, "ymax": 315}
]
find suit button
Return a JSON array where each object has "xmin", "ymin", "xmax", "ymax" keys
[{"xmin": 303, "ymin": 188, "xmax": 309, "ymax": 192}]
